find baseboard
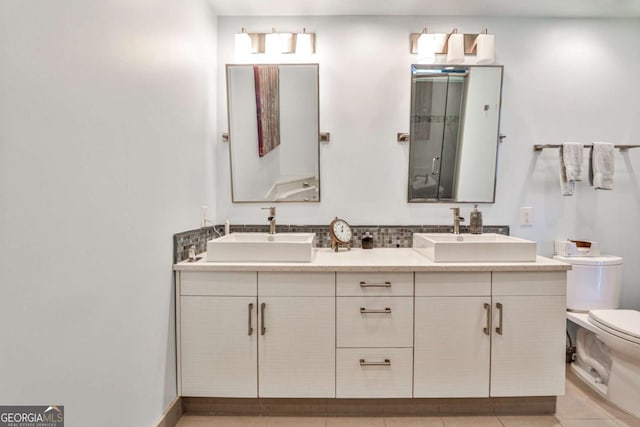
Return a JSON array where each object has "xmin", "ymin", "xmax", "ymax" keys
[
  {"xmin": 181, "ymin": 396, "xmax": 556, "ymax": 417},
  {"xmin": 155, "ymin": 396, "xmax": 183, "ymax": 427}
]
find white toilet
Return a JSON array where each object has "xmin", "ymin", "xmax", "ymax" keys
[{"xmin": 555, "ymin": 254, "xmax": 640, "ymax": 418}]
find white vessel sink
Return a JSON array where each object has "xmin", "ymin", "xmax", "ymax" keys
[
  {"xmin": 207, "ymin": 232, "xmax": 315, "ymax": 262},
  {"xmin": 413, "ymin": 233, "xmax": 537, "ymax": 262}
]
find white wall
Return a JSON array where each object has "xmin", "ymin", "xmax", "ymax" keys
[
  {"xmin": 0, "ymin": 1, "xmax": 216, "ymax": 426},
  {"xmin": 216, "ymin": 16, "xmax": 640, "ymax": 309}
]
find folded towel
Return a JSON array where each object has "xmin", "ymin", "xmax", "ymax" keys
[
  {"xmin": 590, "ymin": 142, "xmax": 614, "ymax": 190},
  {"xmin": 560, "ymin": 142, "xmax": 584, "ymax": 196}
]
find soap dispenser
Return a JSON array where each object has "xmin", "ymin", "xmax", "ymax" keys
[{"xmin": 469, "ymin": 204, "xmax": 483, "ymax": 234}]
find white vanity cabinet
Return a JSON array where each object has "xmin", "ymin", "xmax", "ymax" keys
[
  {"xmin": 414, "ymin": 272, "xmax": 492, "ymax": 398},
  {"xmin": 175, "ymin": 249, "xmax": 569, "ymax": 408},
  {"xmin": 490, "ymin": 271, "xmax": 566, "ymax": 397},
  {"xmin": 336, "ymin": 272, "xmax": 414, "ymax": 398},
  {"xmin": 177, "ymin": 271, "xmax": 335, "ymax": 398},
  {"xmin": 414, "ymin": 271, "xmax": 566, "ymax": 398}
]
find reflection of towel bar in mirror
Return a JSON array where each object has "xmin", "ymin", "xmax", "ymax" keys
[
  {"xmin": 533, "ymin": 144, "xmax": 640, "ymax": 152},
  {"xmin": 399, "ymin": 132, "xmax": 505, "ymax": 143},
  {"xmin": 222, "ymin": 132, "xmax": 330, "ymax": 143}
]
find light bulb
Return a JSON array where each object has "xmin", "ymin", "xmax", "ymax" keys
[
  {"xmin": 446, "ymin": 31, "xmax": 465, "ymax": 64},
  {"xmin": 417, "ymin": 32, "xmax": 437, "ymax": 62},
  {"xmin": 296, "ymin": 31, "xmax": 313, "ymax": 56},
  {"xmin": 234, "ymin": 30, "xmax": 251, "ymax": 57},
  {"xmin": 475, "ymin": 33, "xmax": 495, "ymax": 64},
  {"xmin": 265, "ymin": 29, "xmax": 281, "ymax": 55}
]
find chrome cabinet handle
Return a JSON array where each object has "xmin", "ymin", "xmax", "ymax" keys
[
  {"xmin": 483, "ymin": 303, "xmax": 491, "ymax": 336},
  {"xmin": 360, "ymin": 307, "xmax": 392, "ymax": 314},
  {"xmin": 360, "ymin": 358, "xmax": 391, "ymax": 366},
  {"xmin": 248, "ymin": 303, "xmax": 254, "ymax": 336},
  {"xmin": 260, "ymin": 302, "xmax": 266, "ymax": 336},
  {"xmin": 359, "ymin": 281, "xmax": 392, "ymax": 288},
  {"xmin": 495, "ymin": 302, "xmax": 503, "ymax": 335}
]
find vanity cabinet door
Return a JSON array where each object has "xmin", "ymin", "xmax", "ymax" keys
[
  {"xmin": 490, "ymin": 272, "xmax": 566, "ymax": 397},
  {"xmin": 180, "ymin": 296, "xmax": 258, "ymax": 397},
  {"xmin": 257, "ymin": 272, "xmax": 335, "ymax": 398},
  {"xmin": 414, "ymin": 272, "xmax": 491, "ymax": 398},
  {"xmin": 258, "ymin": 296, "xmax": 335, "ymax": 397},
  {"xmin": 414, "ymin": 296, "xmax": 491, "ymax": 397}
]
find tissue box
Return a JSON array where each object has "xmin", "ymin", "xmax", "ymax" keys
[{"xmin": 554, "ymin": 240, "xmax": 601, "ymax": 257}]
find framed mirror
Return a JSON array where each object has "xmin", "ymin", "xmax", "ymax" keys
[
  {"xmin": 226, "ymin": 64, "xmax": 320, "ymax": 203},
  {"xmin": 408, "ymin": 65, "xmax": 503, "ymax": 203}
]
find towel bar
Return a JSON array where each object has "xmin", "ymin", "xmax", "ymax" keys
[{"xmin": 533, "ymin": 144, "xmax": 640, "ymax": 152}]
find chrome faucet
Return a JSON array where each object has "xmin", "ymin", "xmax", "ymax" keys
[
  {"xmin": 262, "ymin": 206, "xmax": 276, "ymax": 234},
  {"xmin": 450, "ymin": 207, "xmax": 464, "ymax": 235}
]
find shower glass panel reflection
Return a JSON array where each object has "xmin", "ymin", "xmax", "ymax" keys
[{"xmin": 409, "ymin": 69, "xmax": 466, "ymax": 201}]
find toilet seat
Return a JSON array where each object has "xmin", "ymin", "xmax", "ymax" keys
[{"xmin": 589, "ymin": 310, "xmax": 640, "ymax": 345}]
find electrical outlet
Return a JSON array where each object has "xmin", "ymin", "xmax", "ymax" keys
[{"xmin": 520, "ymin": 207, "xmax": 533, "ymax": 226}]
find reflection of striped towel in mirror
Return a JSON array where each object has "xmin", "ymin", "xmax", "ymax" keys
[{"xmin": 254, "ymin": 65, "xmax": 280, "ymax": 157}]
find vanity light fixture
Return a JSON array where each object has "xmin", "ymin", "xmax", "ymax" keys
[
  {"xmin": 265, "ymin": 28, "xmax": 281, "ymax": 55},
  {"xmin": 234, "ymin": 28, "xmax": 316, "ymax": 56},
  {"xmin": 474, "ymin": 29, "xmax": 495, "ymax": 64},
  {"xmin": 410, "ymin": 28, "xmax": 496, "ymax": 64},
  {"xmin": 446, "ymin": 29, "xmax": 465, "ymax": 64}
]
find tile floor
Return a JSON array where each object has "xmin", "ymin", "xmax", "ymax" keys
[{"xmin": 176, "ymin": 370, "xmax": 640, "ymax": 427}]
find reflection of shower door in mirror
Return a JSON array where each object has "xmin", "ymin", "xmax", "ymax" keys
[{"xmin": 409, "ymin": 74, "xmax": 465, "ymax": 200}]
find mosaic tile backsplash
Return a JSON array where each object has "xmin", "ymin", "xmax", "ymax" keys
[{"xmin": 174, "ymin": 224, "xmax": 510, "ymax": 262}]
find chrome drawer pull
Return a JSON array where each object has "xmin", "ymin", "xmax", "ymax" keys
[
  {"xmin": 495, "ymin": 302, "xmax": 503, "ymax": 335},
  {"xmin": 248, "ymin": 303, "xmax": 254, "ymax": 336},
  {"xmin": 261, "ymin": 302, "xmax": 266, "ymax": 336},
  {"xmin": 483, "ymin": 303, "xmax": 491, "ymax": 336},
  {"xmin": 359, "ymin": 358, "xmax": 391, "ymax": 366},
  {"xmin": 359, "ymin": 281, "xmax": 392, "ymax": 288},
  {"xmin": 360, "ymin": 307, "xmax": 392, "ymax": 314}
]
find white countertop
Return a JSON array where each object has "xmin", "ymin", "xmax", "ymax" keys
[{"xmin": 174, "ymin": 248, "xmax": 571, "ymax": 272}]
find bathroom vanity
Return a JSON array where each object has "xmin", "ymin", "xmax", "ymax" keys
[{"xmin": 174, "ymin": 248, "xmax": 569, "ymax": 415}]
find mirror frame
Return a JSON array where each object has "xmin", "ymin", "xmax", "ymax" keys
[
  {"xmin": 226, "ymin": 63, "xmax": 321, "ymax": 203},
  {"xmin": 407, "ymin": 64, "xmax": 504, "ymax": 204}
]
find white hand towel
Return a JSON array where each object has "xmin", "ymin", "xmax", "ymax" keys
[
  {"xmin": 590, "ymin": 142, "xmax": 614, "ymax": 190},
  {"xmin": 560, "ymin": 142, "xmax": 584, "ymax": 196}
]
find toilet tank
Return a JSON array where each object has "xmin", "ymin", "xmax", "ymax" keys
[{"xmin": 554, "ymin": 255, "xmax": 623, "ymax": 312}]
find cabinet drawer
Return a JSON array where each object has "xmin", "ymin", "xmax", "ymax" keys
[
  {"xmin": 258, "ymin": 272, "xmax": 335, "ymax": 296},
  {"xmin": 415, "ymin": 272, "xmax": 491, "ymax": 296},
  {"xmin": 336, "ymin": 272, "xmax": 413, "ymax": 296},
  {"xmin": 336, "ymin": 348, "xmax": 413, "ymax": 398},
  {"xmin": 492, "ymin": 271, "xmax": 566, "ymax": 296},
  {"xmin": 180, "ymin": 271, "xmax": 256, "ymax": 296},
  {"xmin": 337, "ymin": 297, "xmax": 413, "ymax": 347}
]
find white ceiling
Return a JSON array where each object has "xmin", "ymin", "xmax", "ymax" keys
[{"xmin": 209, "ymin": 0, "xmax": 640, "ymax": 18}]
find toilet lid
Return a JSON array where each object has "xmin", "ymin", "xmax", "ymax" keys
[{"xmin": 588, "ymin": 310, "xmax": 640, "ymax": 344}]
